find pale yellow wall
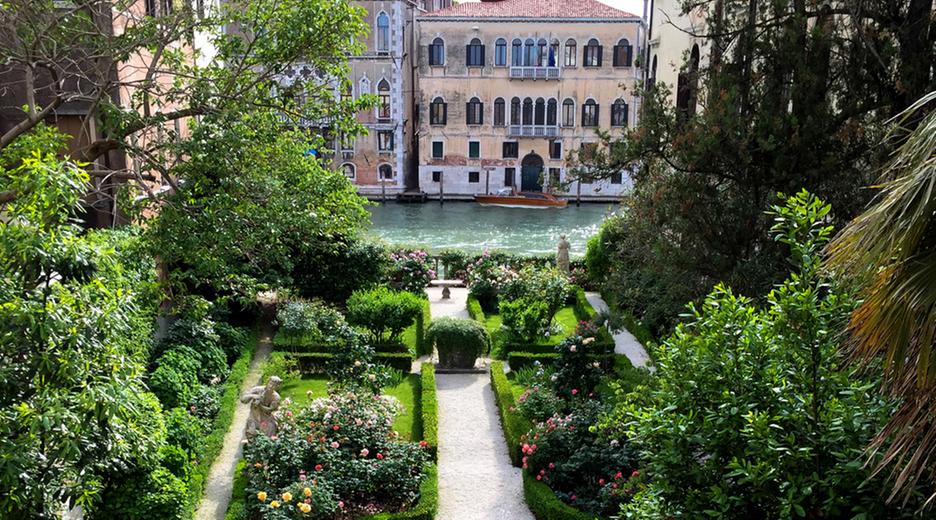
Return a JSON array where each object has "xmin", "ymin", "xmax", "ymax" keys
[
  {"xmin": 647, "ymin": 0, "xmax": 707, "ymax": 106},
  {"xmin": 414, "ymin": 18, "xmax": 643, "ymax": 197}
]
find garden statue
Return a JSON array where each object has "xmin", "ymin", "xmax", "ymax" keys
[
  {"xmin": 241, "ymin": 375, "xmax": 282, "ymax": 437},
  {"xmin": 557, "ymin": 235, "xmax": 571, "ymax": 273}
]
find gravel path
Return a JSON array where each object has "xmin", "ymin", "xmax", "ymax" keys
[
  {"xmin": 585, "ymin": 292, "xmax": 653, "ymax": 369},
  {"xmin": 425, "ymin": 286, "xmax": 470, "ymax": 319},
  {"xmin": 436, "ymin": 373, "xmax": 535, "ymax": 520},
  {"xmin": 194, "ymin": 320, "xmax": 273, "ymax": 520}
]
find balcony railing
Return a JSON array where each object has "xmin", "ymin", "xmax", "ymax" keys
[
  {"xmin": 507, "ymin": 125, "xmax": 560, "ymax": 137},
  {"xmin": 509, "ymin": 66, "xmax": 561, "ymax": 80}
]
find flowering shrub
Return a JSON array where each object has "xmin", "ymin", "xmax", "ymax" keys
[
  {"xmin": 499, "ymin": 298, "xmax": 553, "ymax": 343},
  {"xmin": 552, "ymin": 336, "xmax": 603, "ymax": 397},
  {"xmin": 326, "ymin": 326, "xmax": 393, "ymax": 394},
  {"xmin": 388, "ymin": 249, "xmax": 436, "ymax": 293},
  {"xmin": 574, "ymin": 319, "xmax": 600, "ymax": 338},
  {"xmin": 500, "ymin": 266, "xmax": 571, "ymax": 316},
  {"xmin": 243, "ymin": 391, "xmax": 430, "ymax": 519},
  {"xmin": 464, "ymin": 252, "xmax": 517, "ymax": 312},
  {"xmin": 521, "ymin": 399, "xmax": 638, "ymax": 516}
]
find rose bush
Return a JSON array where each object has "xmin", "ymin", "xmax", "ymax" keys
[
  {"xmin": 464, "ymin": 252, "xmax": 517, "ymax": 312},
  {"xmin": 388, "ymin": 249, "xmax": 436, "ymax": 293},
  {"xmin": 243, "ymin": 391, "xmax": 430, "ymax": 519}
]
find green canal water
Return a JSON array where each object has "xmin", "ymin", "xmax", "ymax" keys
[{"xmin": 366, "ymin": 201, "xmax": 618, "ymax": 257}]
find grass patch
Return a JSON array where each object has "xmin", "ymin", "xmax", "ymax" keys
[{"xmin": 278, "ymin": 374, "xmax": 421, "ymax": 441}]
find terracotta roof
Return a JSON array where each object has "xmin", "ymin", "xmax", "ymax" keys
[{"xmin": 420, "ymin": 0, "xmax": 638, "ymax": 19}]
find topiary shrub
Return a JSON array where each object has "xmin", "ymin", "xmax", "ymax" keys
[
  {"xmin": 347, "ymin": 287, "xmax": 424, "ymax": 345},
  {"xmin": 426, "ymin": 317, "xmax": 490, "ymax": 369},
  {"xmin": 149, "ymin": 351, "xmax": 200, "ymax": 409},
  {"xmin": 94, "ymin": 467, "xmax": 188, "ymax": 520}
]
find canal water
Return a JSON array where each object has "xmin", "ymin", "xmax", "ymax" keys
[{"xmin": 366, "ymin": 201, "xmax": 618, "ymax": 257}]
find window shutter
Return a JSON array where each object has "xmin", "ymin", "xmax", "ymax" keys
[
  {"xmin": 479, "ymin": 103, "xmax": 484, "ymax": 125},
  {"xmin": 481, "ymin": 46, "xmax": 486, "ymax": 66},
  {"xmin": 612, "ymin": 46, "xmax": 619, "ymax": 67},
  {"xmin": 582, "ymin": 104, "xmax": 587, "ymax": 126},
  {"xmin": 466, "ymin": 102, "xmax": 471, "ymax": 124},
  {"xmin": 442, "ymin": 103, "xmax": 447, "ymax": 125},
  {"xmin": 597, "ymin": 46, "xmax": 603, "ymax": 66},
  {"xmin": 594, "ymin": 105, "xmax": 600, "ymax": 126},
  {"xmin": 465, "ymin": 45, "xmax": 471, "ymax": 65},
  {"xmin": 626, "ymin": 46, "xmax": 633, "ymax": 67}
]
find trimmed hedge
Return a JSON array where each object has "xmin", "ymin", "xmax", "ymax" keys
[
  {"xmin": 466, "ymin": 294, "xmax": 485, "ymax": 322},
  {"xmin": 273, "ymin": 335, "xmax": 410, "ymax": 355},
  {"xmin": 572, "ymin": 288, "xmax": 597, "ymax": 321},
  {"xmin": 507, "ymin": 352, "xmax": 615, "ymax": 372},
  {"xmin": 522, "ymin": 471, "xmax": 604, "ymax": 520},
  {"xmin": 285, "ymin": 352, "xmax": 413, "ymax": 373},
  {"xmin": 358, "ymin": 463, "xmax": 439, "ymax": 520},
  {"xmin": 420, "ymin": 363, "xmax": 439, "ymax": 460},
  {"xmin": 490, "ymin": 361, "xmax": 529, "ymax": 467},
  {"xmin": 185, "ymin": 328, "xmax": 257, "ymax": 517},
  {"xmin": 504, "ymin": 340, "xmax": 614, "ymax": 356},
  {"xmin": 415, "ymin": 298, "xmax": 432, "ymax": 357}
]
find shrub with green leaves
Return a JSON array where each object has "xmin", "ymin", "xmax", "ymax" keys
[
  {"xmin": 346, "ymin": 287, "xmax": 423, "ymax": 345},
  {"xmin": 426, "ymin": 318, "xmax": 490, "ymax": 369},
  {"xmin": 499, "ymin": 297, "xmax": 552, "ymax": 344},
  {"xmin": 275, "ymin": 299, "xmax": 346, "ymax": 342},
  {"xmin": 604, "ymin": 192, "xmax": 923, "ymax": 518},
  {"xmin": 500, "ymin": 266, "xmax": 571, "ymax": 316},
  {"xmin": 149, "ymin": 351, "xmax": 201, "ymax": 409},
  {"xmin": 94, "ymin": 467, "xmax": 188, "ymax": 520}
]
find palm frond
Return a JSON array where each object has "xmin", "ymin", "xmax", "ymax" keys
[{"xmin": 826, "ymin": 90, "xmax": 936, "ymax": 505}]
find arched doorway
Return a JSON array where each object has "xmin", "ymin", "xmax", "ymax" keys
[{"xmin": 520, "ymin": 152, "xmax": 544, "ymax": 192}]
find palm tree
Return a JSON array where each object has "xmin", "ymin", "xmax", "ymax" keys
[{"xmin": 826, "ymin": 91, "xmax": 936, "ymax": 506}]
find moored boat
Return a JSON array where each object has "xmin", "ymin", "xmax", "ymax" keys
[{"xmin": 474, "ymin": 190, "xmax": 568, "ymax": 208}]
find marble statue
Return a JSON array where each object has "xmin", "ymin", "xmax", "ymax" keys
[
  {"xmin": 557, "ymin": 235, "xmax": 571, "ymax": 273},
  {"xmin": 240, "ymin": 375, "xmax": 282, "ymax": 437}
]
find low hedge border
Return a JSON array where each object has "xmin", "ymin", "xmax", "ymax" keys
[
  {"xmin": 522, "ymin": 471, "xmax": 605, "ymax": 520},
  {"xmin": 507, "ymin": 352, "xmax": 616, "ymax": 372},
  {"xmin": 186, "ymin": 327, "xmax": 258, "ymax": 517},
  {"xmin": 504, "ymin": 340, "xmax": 614, "ymax": 356},
  {"xmin": 358, "ymin": 463, "xmax": 439, "ymax": 520},
  {"xmin": 223, "ymin": 459, "xmax": 248, "ymax": 520},
  {"xmin": 420, "ymin": 363, "xmax": 439, "ymax": 460},
  {"xmin": 284, "ymin": 352, "xmax": 413, "ymax": 373},
  {"xmin": 415, "ymin": 298, "xmax": 432, "ymax": 357},
  {"xmin": 572, "ymin": 288, "xmax": 597, "ymax": 321},
  {"xmin": 466, "ymin": 294, "xmax": 485, "ymax": 322},
  {"xmin": 490, "ymin": 361, "xmax": 529, "ymax": 467}
]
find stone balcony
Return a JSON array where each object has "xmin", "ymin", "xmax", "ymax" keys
[{"xmin": 508, "ymin": 66, "xmax": 561, "ymax": 80}]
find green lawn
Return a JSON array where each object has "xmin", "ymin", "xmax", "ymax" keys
[{"xmin": 278, "ymin": 374, "xmax": 422, "ymax": 441}]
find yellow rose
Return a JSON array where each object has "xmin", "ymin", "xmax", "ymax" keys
[
  {"xmin": 303, "ymin": 487, "xmax": 312, "ymax": 497},
  {"xmin": 282, "ymin": 491, "xmax": 293, "ymax": 502},
  {"xmin": 257, "ymin": 491, "xmax": 267, "ymax": 502},
  {"xmin": 299, "ymin": 503, "xmax": 312, "ymax": 513},
  {"xmin": 270, "ymin": 500, "xmax": 280, "ymax": 508}
]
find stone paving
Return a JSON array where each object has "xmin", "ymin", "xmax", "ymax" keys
[{"xmin": 585, "ymin": 291, "xmax": 653, "ymax": 369}]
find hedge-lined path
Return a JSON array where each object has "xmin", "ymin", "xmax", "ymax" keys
[
  {"xmin": 584, "ymin": 292, "xmax": 653, "ymax": 369},
  {"xmin": 194, "ymin": 318, "xmax": 274, "ymax": 520},
  {"xmin": 436, "ymin": 373, "xmax": 535, "ymax": 520}
]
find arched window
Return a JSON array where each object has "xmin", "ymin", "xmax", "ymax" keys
[
  {"xmin": 340, "ymin": 163, "xmax": 355, "ymax": 179},
  {"xmin": 511, "ymin": 39, "xmax": 522, "ymax": 66},
  {"xmin": 493, "ymin": 97, "xmax": 506, "ymax": 126},
  {"xmin": 534, "ymin": 98, "xmax": 545, "ymax": 125},
  {"xmin": 677, "ymin": 44, "xmax": 700, "ymax": 119},
  {"xmin": 377, "ymin": 79, "xmax": 391, "ymax": 121},
  {"xmin": 379, "ymin": 163, "xmax": 393, "ymax": 180},
  {"xmin": 582, "ymin": 98, "xmax": 598, "ymax": 127},
  {"xmin": 611, "ymin": 98, "xmax": 628, "ymax": 127},
  {"xmin": 494, "ymin": 38, "xmax": 507, "ymax": 67},
  {"xmin": 466, "ymin": 38, "xmax": 484, "ymax": 67},
  {"xmin": 583, "ymin": 38, "xmax": 602, "ymax": 67},
  {"xmin": 510, "ymin": 97, "xmax": 521, "ymax": 125},
  {"xmin": 546, "ymin": 99, "xmax": 557, "ymax": 126},
  {"xmin": 430, "ymin": 96, "xmax": 447, "ymax": 125},
  {"xmin": 537, "ymin": 38, "xmax": 548, "ymax": 67},
  {"xmin": 613, "ymin": 38, "xmax": 633, "ymax": 67},
  {"xmin": 524, "ymin": 38, "xmax": 535, "ymax": 66},
  {"xmin": 429, "ymin": 37, "xmax": 445, "ymax": 66},
  {"xmin": 564, "ymin": 39, "xmax": 577, "ymax": 67},
  {"xmin": 466, "ymin": 97, "xmax": 483, "ymax": 125},
  {"xmin": 522, "ymin": 97, "xmax": 533, "ymax": 125},
  {"xmin": 561, "ymin": 98, "xmax": 575, "ymax": 126},
  {"xmin": 376, "ymin": 12, "xmax": 390, "ymax": 54}
]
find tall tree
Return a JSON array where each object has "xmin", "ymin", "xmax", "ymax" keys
[
  {"xmin": 826, "ymin": 91, "xmax": 936, "ymax": 506},
  {"xmin": 577, "ymin": 0, "xmax": 935, "ymax": 331}
]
